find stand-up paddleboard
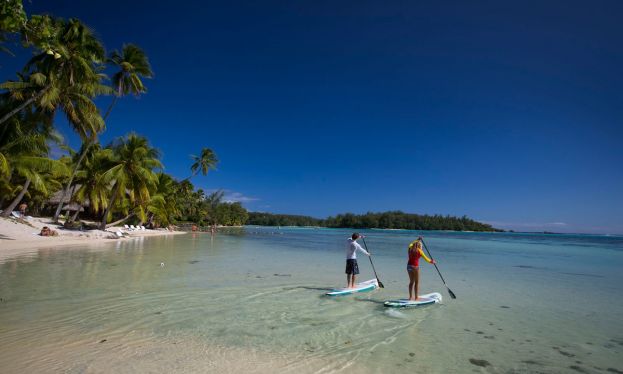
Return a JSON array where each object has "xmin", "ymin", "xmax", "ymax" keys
[
  {"xmin": 384, "ymin": 292, "xmax": 442, "ymax": 308},
  {"xmin": 325, "ymin": 279, "xmax": 378, "ymax": 296}
]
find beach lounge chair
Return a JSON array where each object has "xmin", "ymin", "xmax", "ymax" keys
[
  {"xmin": 124, "ymin": 224, "xmax": 131, "ymax": 231},
  {"xmin": 140, "ymin": 226, "xmax": 146, "ymax": 230},
  {"xmin": 11, "ymin": 211, "xmax": 21, "ymax": 219},
  {"xmin": 130, "ymin": 225, "xmax": 137, "ymax": 230}
]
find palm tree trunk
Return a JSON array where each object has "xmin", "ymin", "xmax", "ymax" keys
[
  {"xmin": 99, "ymin": 182, "xmax": 120, "ymax": 230},
  {"xmin": 102, "ymin": 95, "xmax": 118, "ymax": 121},
  {"xmin": 52, "ymin": 141, "xmax": 93, "ymax": 223},
  {"xmin": 107, "ymin": 213, "xmax": 135, "ymax": 228},
  {"xmin": 0, "ymin": 86, "xmax": 49, "ymax": 126},
  {"xmin": 0, "ymin": 179, "xmax": 31, "ymax": 217},
  {"xmin": 70, "ymin": 208, "xmax": 81, "ymax": 222}
]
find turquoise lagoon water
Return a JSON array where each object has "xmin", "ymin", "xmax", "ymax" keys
[{"xmin": 0, "ymin": 227, "xmax": 622, "ymax": 373}]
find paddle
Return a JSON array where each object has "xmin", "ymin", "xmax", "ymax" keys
[
  {"xmin": 421, "ymin": 238, "xmax": 457, "ymax": 299},
  {"xmin": 361, "ymin": 236, "xmax": 384, "ymax": 288}
]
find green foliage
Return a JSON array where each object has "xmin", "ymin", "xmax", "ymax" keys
[
  {"xmin": 247, "ymin": 212, "xmax": 321, "ymax": 227},
  {"xmin": 0, "ymin": 0, "xmax": 26, "ymax": 33},
  {"xmin": 190, "ymin": 148, "xmax": 218, "ymax": 178},
  {"xmin": 248, "ymin": 211, "xmax": 500, "ymax": 232},
  {"xmin": 213, "ymin": 202, "xmax": 248, "ymax": 226}
]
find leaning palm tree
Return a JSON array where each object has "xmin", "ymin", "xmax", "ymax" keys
[
  {"xmin": 103, "ymin": 43, "xmax": 153, "ymax": 119},
  {"xmin": 0, "ymin": 108, "xmax": 68, "ymax": 217},
  {"xmin": 51, "ymin": 43, "xmax": 152, "ymax": 223},
  {"xmin": 0, "ymin": 17, "xmax": 109, "ymax": 222},
  {"xmin": 1, "ymin": 17, "xmax": 108, "ymax": 126},
  {"xmin": 98, "ymin": 133, "xmax": 162, "ymax": 229},
  {"xmin": 190, "ymin": 148, "xmax": 218, "ymax": 178}
]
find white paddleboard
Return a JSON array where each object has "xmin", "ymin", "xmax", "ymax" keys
[
  {"xmin": 325, "ymin": 279, "xmax": 378, "ymax": 296},
  {"xmin": 384, "ymin": 292, "xmax": 442, "ymax": 308}
]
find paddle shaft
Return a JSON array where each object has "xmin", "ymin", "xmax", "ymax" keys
[
  {"xmin": 421, "ymin": 238, "xmax": 456, "ymax": 299},
  {"xmin": 361, "ymin": 237, "xmax": 384, "ymax": 288}
]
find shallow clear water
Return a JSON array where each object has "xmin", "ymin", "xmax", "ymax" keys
[{"xmin": 1, "ymin": 228, "xmax": 622, "ymax": 373}]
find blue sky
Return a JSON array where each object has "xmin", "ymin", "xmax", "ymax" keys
[{"xmin": 3, "ymin": 1, "xmax": 622, "ymax": 233}]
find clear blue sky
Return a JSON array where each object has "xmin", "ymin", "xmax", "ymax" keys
[{"xmin": 3, "ymin": 1, "xmax": 623, "ymax": 234}]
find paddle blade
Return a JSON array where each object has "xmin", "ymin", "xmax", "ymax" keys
[
  {"xmin": 378, "ymin": 280, "xmax": 385, "ymax": 288},
  {"xmin": 447, "ymin": 287, "xmax": 457, "ymax": 299}
]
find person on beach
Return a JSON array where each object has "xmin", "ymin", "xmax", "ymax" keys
[
  {"xmin": 346, "ymin": 233, "xmax": 370, "ymax": 288},
  {"xmin": 39, "ymin": 226, "xmax": 58, "ymax": 237},
  {"xmin": 407, "ymin": 237, "xmax": 436, "ymax": 300},
  {"xmin": 18, "ymin": 202, "xmax": 27, "ymax": 218}
]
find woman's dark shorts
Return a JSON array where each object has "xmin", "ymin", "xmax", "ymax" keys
[{"xmin": 345, "ymin": 259, "xmax": 360, "ymax": 275}]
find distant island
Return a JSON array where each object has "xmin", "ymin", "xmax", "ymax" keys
[{"xmin": 247, "ymin": 211, "xmax": 501, "ymax": 232}]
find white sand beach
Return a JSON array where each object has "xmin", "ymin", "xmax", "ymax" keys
[{"xmin": 0, "ymin": 216, "xmax": 185, "ymax": 262}]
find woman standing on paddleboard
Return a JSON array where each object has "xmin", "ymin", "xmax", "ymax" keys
[{"xmin": 407, "ymin": 237, "xmax": 436, "ymax": 300}]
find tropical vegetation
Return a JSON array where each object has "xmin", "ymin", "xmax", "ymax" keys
[
  {"xmin": 247, "ymin": 211, "xmax": 500, "ymax": 231},
  {"xmin": 0, "ymin": 1, "xmax": 245, "ymax": 229}
]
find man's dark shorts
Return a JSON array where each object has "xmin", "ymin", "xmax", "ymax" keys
[{"xmin": 345, "ymin": 259, "xmax": 360, "ymax": 275}]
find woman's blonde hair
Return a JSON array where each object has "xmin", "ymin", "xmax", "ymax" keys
[{"xmin": 408, "ymin": 239, "xmax": 422, "ymax": 251}]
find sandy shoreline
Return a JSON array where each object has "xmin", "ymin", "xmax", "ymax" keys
[{"xmin": 0, "ymin": 216, "xmax": 186, "ymax": 262}]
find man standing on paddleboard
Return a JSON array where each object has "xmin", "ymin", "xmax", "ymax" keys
[{"xmin": 346, "ymin": 233, "xmax": 370, "ymax": 288}]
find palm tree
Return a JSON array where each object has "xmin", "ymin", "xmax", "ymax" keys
[
  {"xmin": 190, "ymin": 148, "xmax": 218, "ymax": 178},
  {"xmin": 51, "ymin": 43, "xmax": 152, "ymax": 223},
  {"xmin": 0, "ymin": 17, "xmax": 108, "ymax": 222},
  {"xmin": 103, "ymin": 43, "xmax": 153, "ymax": 119},
  {"xmin": 0, "ymin": 107, "xmax": 68, "ymax": 217},
  {"xmin": 98, "ymin": 133, "xmax": 162, "ymax": 229},
  {"xmin": 1, "ymin": 17, "xmax": 108, "ymax": 126},
  {"xmin": 68, "ymin": 144, "xmax": 112, "ymax": 222},
  {"xmin": 146, "ymin": 172, "xmax": 179, "ymax": 228}
]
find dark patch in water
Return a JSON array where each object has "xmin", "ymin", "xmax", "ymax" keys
[
  {"xmin": 476, "ymin": 331, "xmax": 484, "ymax": 334},
  {"xmin": 569, "ymin": 365, "xmax": 589, "ymax": 373},
  {"xmin": 607, "ymin": 368, "xmax": 623, "ymax": 374},
  {"xmin": 409, "ymin": 352, "xmax": 415, "ymax": 357},
  {"xmin": 273, "ymin": 273, "xmax": 291, "ymax": 277},
  {"xmin": 469, "ymin": 358, "xmax": 491, "ymax": 367},
  {"xmin": 99, "ymin": 339, "xmax": 107, "ymax": 343},
  {"xmin": 498, "ymin": 328, "xmax": 503, "ymax": 331},
  {"xmin": 189, "ymin": 260, "xmax": 200, "ymax": 264},
  {"xmin": 514, "ymin": 265, "xmax": 537, "ymax": 269},
  {"xmin": 464, "ymin": 329, "xmax": 471, "ymax": 332},
  {"xmin": 500, "ymin": 306, "xmax": 510, "ymax": 309},
  {"xmin": 484, "ymin": 336, "xmax": 495, "ymax": 339},
  {"xmin": 522, "ymin": 360, "xmax": 543, "ymax": 366},
  {"xmin": 575, "ymin": 361, "xmax": 583, "ymax": 364},
  {"xmin": 526, "ymin": 339, "xmax": 532, "ymax": 342},
  {"xmin": 154, "ymin": 311, "xmax": 162, "ymax": 315},
  {"xmin": 255, "ymin": 276, "xmax": 264, "ymax": 279},
  {"xmin": 611, "ymin": 339, "xmax": 623, "ymax": 346},
  {"xmin": 555, "ymin": 348, "xmax": 575, "ymax": 357},
  {"xmin": 604, "ymin": 343, "xmax": 615, "ymax": 349},
  {"xmin": 489, "ymin": 322, "xmax": 494, "ymax": 325},
  {"xmin": 586, "ymin": 342, "xmax": 593, "ymax": 345},
  {"xmin": 560, "ymin": 272, "xmax": 605, "ymax": 278}
]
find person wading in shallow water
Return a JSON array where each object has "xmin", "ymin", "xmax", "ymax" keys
[
  {"xmin": 345, "ymin": 233, "xmax": 370, "ymax": 288},
  {"xmin": 407, "ymin": 236, "xmax": 436, "ymax": 300}
]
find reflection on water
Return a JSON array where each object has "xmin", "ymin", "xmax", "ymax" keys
[{"xmin": 0, "ymin": 228, "xmax": 622, "ymax": 373}]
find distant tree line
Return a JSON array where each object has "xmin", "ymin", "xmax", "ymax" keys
[
  {"xmin": 246, "ymin": 212, "xmax": 321, "ymax": 227},
  {"xmin": 247, "ymin": 211, "xmax": 500, "ymax": 232}
]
